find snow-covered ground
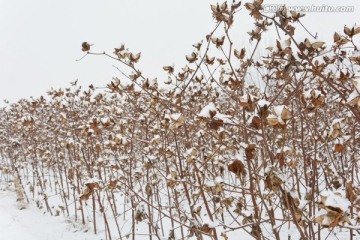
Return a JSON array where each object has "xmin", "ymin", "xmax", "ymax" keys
[
  {"xmin": 1, "ymin": 181, "xmax": 360, "ymax": 240},
  {"xmin": 0, "ymin": 182, "xmax": 100, "ymax": 240}
]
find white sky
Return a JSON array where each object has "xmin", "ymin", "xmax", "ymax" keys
[{"xmin": 0, "ymin": 0, "xmax": 359, "ymax": 104}]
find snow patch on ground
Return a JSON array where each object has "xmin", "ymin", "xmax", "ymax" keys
[{"xmin": 0, "ymin": 182, "xmax": 99, "ymax": 240}]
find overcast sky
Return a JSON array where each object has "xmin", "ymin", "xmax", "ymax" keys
[{"xmin": 0, "ymin": 0, "xmax": 359, "ymax": 105}]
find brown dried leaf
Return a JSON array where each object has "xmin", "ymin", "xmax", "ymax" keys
[
  {"xmin": 245, "ymin": 144, "xmax": 256, "ymax": 160},
  {"xmin": 205, "ymin": 55, "xmax": 215, "ymax": 65},
  {"xmin": 228, "ymin": 160, "xmax": 246, "ymax": 176},
  {"xmin": 355, "ymin": 26, "xmax": 360, "ymax": 35},
  {"xmin": 220, "ymin": 231, "xmax": 229, "ymax": 240},
  {"xmin": 109, "ymin": 180, "xmax": 117, "ymax": 189},
  {"xmin": 328, "ymin": 215, "xmax": 342, "ymax": 228},
  {"xmin": 249, "ymin": 115, "xmax": 261, "ymax": 129},
  {"xmin": 344, "ymin": 26, "xmax": 351, "ymax": 36},
  {"xmin": 281, "ymin": 107, "xmax": 291, "ymax": 120},
  {"xmin": 211, "ymin": 36, "xmax": 225, "ymax": 48},
  {"xmin": 209, "ymin": 118, "xmax": 224, "ymax": 130},
  {"xmin": 67, "ymin": 169, "xmax": 74, "ymax": 181},
  {"xmin": 186, "ymin": 52, "xmax": 198, "ymax": 63},
  {"xmin": 163, "ymin": 65, "xmax": 174, "ymax": 74},
  {"xmin": 234, "ymin": 48, "xmax": 246, "ymax": 59},
  {"xmin": 346, "ymin": 182, "xmax": 357, "ymax": 202},
  {"xmin": 80, "ymin": 186, "xmax": 94, "ymax": 201},
  {"xmin": 275, "ymin": 152, "xmax": 285, "ymax": 168},
  {"xmin": 200, "ymin": 224, "xmax": 214, "ymax": 235},
  {"xmin": 244, "ymin": 3, "xmax": 255, "ymax": 10},
  {"xmin": 145, "ymin": 183, "xmax": 153, "ymax": 196},
  {"xmin": 333, "ymin": 32, "xmax": 340, "ymax": 43},
  {"xmin": 312, "ymin": 41, "xmax": 325, "ymax": 49},
  {"xmin": 130, "ymin": 52, "xmax": 141, "ymax": 63},
  {"xmin": 169, "ymin": 114, "xmax": 185, "ymax": 130},
  {"xmin": 250, "ymin": 224, "xmax": 261, "ymax": 239},
  {"xmin": 267, "ymin": 114, "xmax": 279, "ymax": 126},
  {"xmin": 81, "ymin": 42, "xmax": 91, "ymax": 52},
  {"xmin": 285, "ymin": 38, "xmax": 291, "ymax": 47},
  {"xmin": 314, "ymin": 214, "xmax": 326, "ymax": 225},
  {"xmin": 334, "ymin": 143, "xmax": 345, "ymax": 153}
]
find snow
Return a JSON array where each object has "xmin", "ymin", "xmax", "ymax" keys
[
  {"xmin": 213, "ymin": 113, "xmax": 233, "ymax": 124},
  {"xmin": 214, "ymin": 176, "xmax": 224, "ymax": 184},
  {"xmin": 303, "ymin": 89, "xmax": 312, "ymax": 99},
  {"xmin": 0, "ymin": 175, "xmax": 359, "ymax": 240},
  {"xmin": 303, "ymin": 89, "xmax": 322, "ymax": 99},
  {"xmin": 100, "ymin": 117, "xmax": 109, "ymax": 124},
  {"xmin": 347, "ymin": 79, "xmax": 360, "ymax": 106},
  {"xmin": 354, "ymin": 78, "xmax": 360, "ymax": 92},
  {"xmin": 170, "ymin": 113, "xmax": 182, "ymax": 121},
  {"xmin": 257, "ymin": 99, "xmax": 270, "ymax": 108},
  {"xmin": 201, "ymin": 218, "xmax": 218, "ymax": 228},
  {"xmin": 173, "ymin": 88, "xmax": 182, "ymax": 96},
  {"xmin": 0, "ymin": 183, "xmax": 97, "ymax": 240},
  {"xmin": 204, "ymin": 179, "xmax": 216, "ymax": 187},
  {"xmin": 276, "ymin": 146, "xmax": 292, "ymax": 154},
  {"xmin": 199, "ymin": 102, "xmax": 217, "ymax": 118},
  {"xmin": 186, "ymin": 147, "xmax": 196, "ymax": 155},
  {"xmin": 273, "ymin": 105, "xmax": 285, "ymax": 116},
  {"xmin": 84, "ymin": 177, "xmax": 100, "ymax": 185},
  {"xmin": 320, "ymin": 190, "xmax": 351, "ymax": 212},
  {"xmin": 347, "ymin": 90, "xmax": 360, "ymax": 104},
  {"xmin": 198, "ymin": 103, "xmax": 233, "ymax": 124},
  {"xmin": 195, "ymin": 129, "xmax": 204, "ymax": 137},
  {"xmin": 298, "ymin": 199, "xmax": 308, "ymax": 209}
]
